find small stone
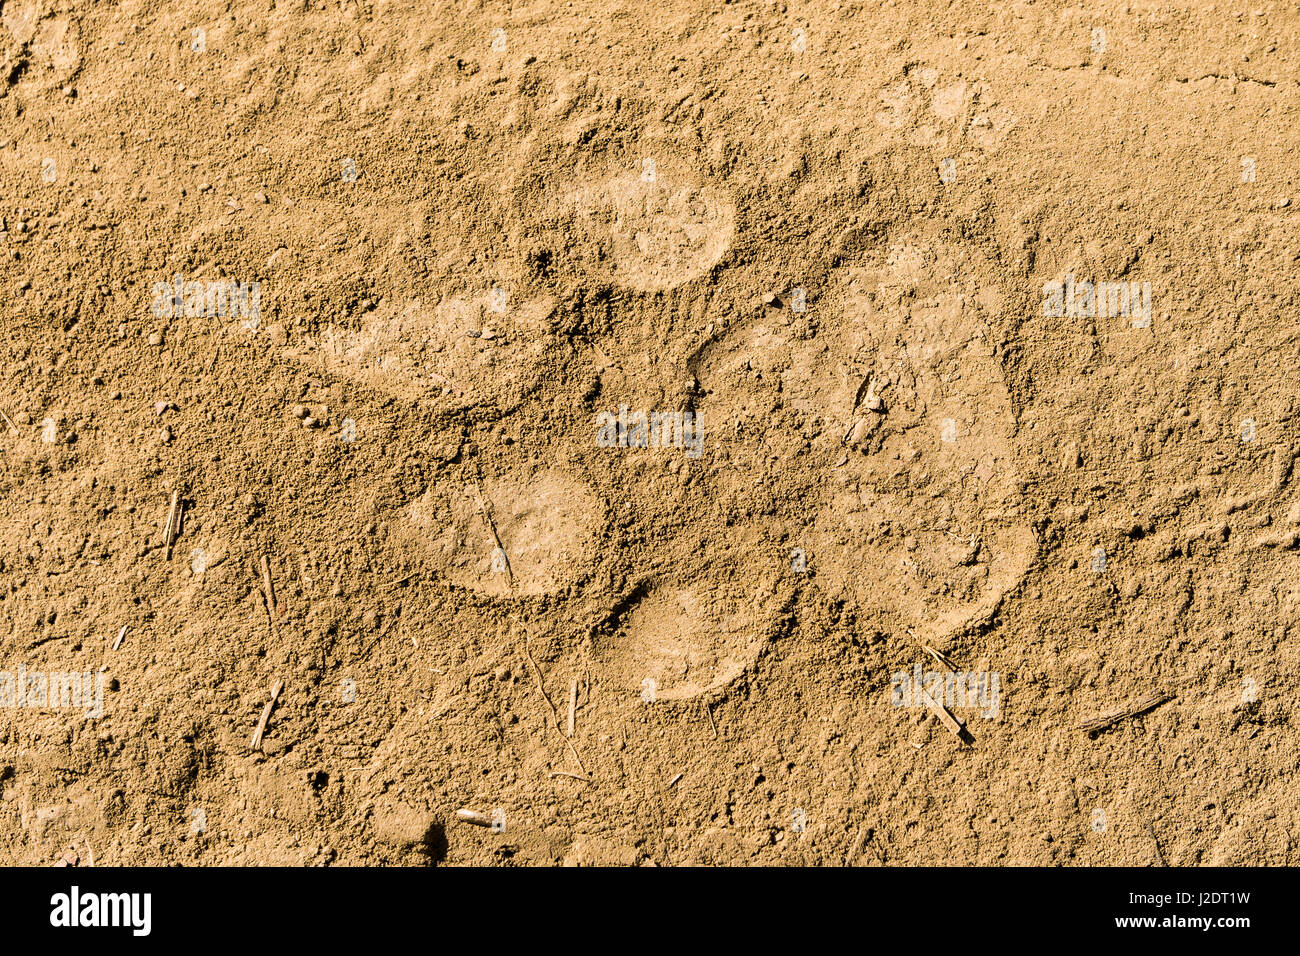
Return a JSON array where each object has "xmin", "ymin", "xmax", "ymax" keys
[
  {"xmin": 480, "ymin": 328, "xmax": 497, "ymax": 340},
  {"xmin": 161, "ymin": 427, "xmax": 172, "ymax": 443},
  {"xmin": 1278, "ymin": 197, "xmax": 1291, "ymax": 209},
  {"xmin": 148, "ymin": 330, "xmax": 163, "ymax": 346},
  {"xmin": 199, "ymin": 182, "xmax": 211, "ymax": 192},
  {"xmin": 15, "ymin": 412, "xmax": 31, "ymax": 425},
  {"xmin": 302, "ymin": 416, "xmax": 317, "ymax": 428},
  {"xmin": 154, "ymin": 401, "xmax": 170, "ymax": 415},
  {"xmin": 465, "ymin": 328, "xmax": 482, "ymax": 338},
  {"xmin": 762, "ymin": 291, "xmax": 778, "ymax": 306},
  {"xmin": 291, "ymin": 404, "xmax": 307, "ymax": 419},
  {"xmin": 253, "ymin": 191, "xmax": 268, "ymax": 204}
]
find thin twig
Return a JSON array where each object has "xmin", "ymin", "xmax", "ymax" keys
[
  {"xmin": 162, "ymin": 491, "xmax": 179, "ymax": 558},
  {"xmin": 549, "ymin": 771, "xmax": 591, "ymax": 784},
  {"xmin": 27, "ymin": 634, "xmax": 70, "ymax": 650},
  {"xmin": 250, "ymin": 679, "xmax": 284, "ymax": 751},
  {"xmin": 918, "ymin": 682, "xmax": 974, "ymax": 745},
  {"xmin": 1080, "ymin": 692, "xmax": 1174, "ymax": 735},
  {"xmin": 517, "ymin": 619, "xmax": 588, "ymax": 776},
  {"xmin": 473, "ymin": 476, "xmax": 512, "ymax": 584},
  {"xmin": 567, "ymin": 679, "xmax": 577, "ymax": 738},
  {"xmin": 259, "ymin": 555, "xmax": 280, "ymax": 642}
]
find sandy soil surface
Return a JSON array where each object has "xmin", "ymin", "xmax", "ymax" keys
[{"xmin": 1, "ymin": 0, "xmax": 1298, "ymax": 866}]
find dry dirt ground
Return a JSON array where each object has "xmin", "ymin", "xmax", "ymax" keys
[{"xmin": 1, "ymin": 0, "xmax": 1298, "ymax": 866}]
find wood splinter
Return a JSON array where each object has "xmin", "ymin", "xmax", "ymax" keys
[
  {"xmin": 919, "ymin": 684, "xmax": 975, "ymax": 745},
  {"xmin": 250, "ymin": 679, "xmax": 284, "ymax": 751},
  {"xmin": 259, "ymin": 555, "xmax": 282, "ymax": 641},
  {"xmin": 162, "ymin": 491, "xmax": 181, "ymax": 559}
]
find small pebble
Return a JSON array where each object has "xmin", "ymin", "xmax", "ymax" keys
[
  {"xmin": 1278, "ymin": 197, "xmax": 1291, "ymax": 209},
  {"xmin": 15, "ymin": 412, "xmax": 32, "ymax": 425},
  {"xmin": 291, "ymin": 404, "xmax": 307, "ymax": 419},
  {"xmin": 254, "ymin": 191, "xmax": 268, "ymax": 204},
  {"xmin": 161, "ymin": 427, "xmax": 172, "ymax": 443},
  {"xmin": 302, "ymin": 416, "xmax": 317, "ymax": 428},
  {"xmin": 148, "ymin": 330, "xmax": 163, "ymax": 346}
]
